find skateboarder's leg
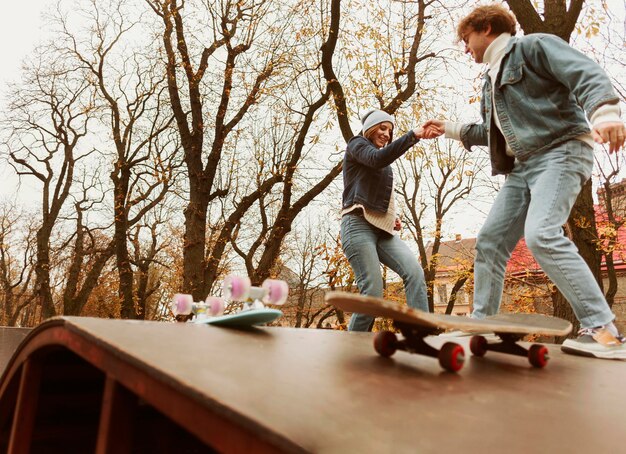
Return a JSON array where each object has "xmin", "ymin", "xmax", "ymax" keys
[
  {"xmin": 472, "ymin": 170, "xmax": 527, "ymax": 319},
  {"xmin": 377, "ymin": 235, "xmax": 428, "ymax": 312},
  {"xmin": 524, "ymin": 141, "xmax": 614, "ymax": 329},
  {"xmin": 340, "ymin": 214, "xmax": 384, "ymax": 331}
]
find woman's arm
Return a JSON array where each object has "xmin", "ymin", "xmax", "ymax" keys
[{"xmin": 346, "ymin": 131, "xmax": 420, "ymax": 169}]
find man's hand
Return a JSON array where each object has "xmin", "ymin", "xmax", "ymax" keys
[{"xmin": 592, "ymin": 121, "xmax": 626, "ymax": 153}]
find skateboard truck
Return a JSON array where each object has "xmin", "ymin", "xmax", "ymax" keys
[
  {"xmin": 375, "ymin": 322, "xmax": 465, "ymax": 373},
  {"xmin": 222, "ymin": 275, "xmax": 289, "ymax": 311},
  {"xmin": 171, "ymin": 294, "xmax": 225, "ymax": 320},
  {"xmin": 172, "ymin": 275, "xmax": 289, "ymax": 322},
  {"xmin": 470, "ymin": 334, "xmax": 549, "ymax": 368}
]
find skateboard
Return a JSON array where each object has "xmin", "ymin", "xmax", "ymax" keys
[
  {"xmin": 172, "ymin": 275, "xmax": 289, "ymax": 327},
  {"xmin": 325, "ymin": 291, "xmax": 572, "ymax": 372}
]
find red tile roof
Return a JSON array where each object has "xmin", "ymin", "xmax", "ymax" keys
[
  {"xmin": 507, "ymin": 206, "xmax": 626, "ymax": 275},
  {"xmin": 429, "ymin": 205, "xmax": 626, "ymax": 277}
]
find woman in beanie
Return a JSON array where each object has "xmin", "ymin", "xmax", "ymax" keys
[{"xmin": 341, "ymin": 109, "xmax": 430, "ymax": 331}]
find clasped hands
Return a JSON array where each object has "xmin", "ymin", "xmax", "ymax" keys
[
  {"xmin": 413, "ymin": 119, "xmax": 446, "ymax": 140},
  {"xmin": 415, "ymin": 119, "xmax": 625, "ymax": 153}
]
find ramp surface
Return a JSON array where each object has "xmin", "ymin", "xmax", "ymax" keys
[{"xmin": 0, "ymin": 317, "xmax": 623, "ymax": 453}]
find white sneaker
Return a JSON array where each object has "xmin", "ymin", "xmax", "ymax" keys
[{"xmin": 561, "ymin": 326, "xmax": 626, "ymax": 360}]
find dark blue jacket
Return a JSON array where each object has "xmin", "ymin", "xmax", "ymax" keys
[{"xmin": 342, "ymin": 132, "xmax": 419, "ymax": 213}]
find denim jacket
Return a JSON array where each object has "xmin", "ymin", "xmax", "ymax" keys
[
  {"xmin": 342, "ymin": 132, "xmax": 419, "ymax": 213},
  {"xmin": 460, "ymin": 34, "xmax": 620, "ymax": 175}
]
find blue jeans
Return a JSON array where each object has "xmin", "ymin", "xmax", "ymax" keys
[
  {"xmin": 340, "ymin": 214, "xmax": 428, "ymax": 331},
  {"xmin": 473, "ymin": 140, "xmax": 615, "ymax": 328}
]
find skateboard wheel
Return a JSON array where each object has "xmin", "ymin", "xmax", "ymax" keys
[
  {"xmin": 205, "ymin": 296, "xmax": 225, "ymax": 316},
  {"xmin": 172, "ymin": 293, "xmax": 193, "ymax": 316},
  {"xmin": 528, "ymin": 344, "xmax": 549, "ymax": 368},
  {"xmin": 439, "ymin": 342, "xmax": 465, "ymax": 372},
  {"xmin": 374, "ymin": 331, "xmax": 398, "ymax": 358},
  {"xmin": 261, "ymin": 279, "xmax": 289, "ymax": 305},
  {"xmin": 223, "ymin": 275, "xmax": 251, "ymax": 301},
  {"xmin": 469, "ymin": 335, "xmax": 488, "ymax": 357}
]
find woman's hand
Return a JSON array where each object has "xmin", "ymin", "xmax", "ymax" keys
[{"xmin": 413, "ymin": 127, "xmax": 424, "ymax": 139}]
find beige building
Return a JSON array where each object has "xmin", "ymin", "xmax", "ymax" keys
[{"xmin": 425, "ymin": 235, "xmax": 475, "ymax": 316}]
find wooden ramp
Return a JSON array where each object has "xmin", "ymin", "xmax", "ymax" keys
[{"xmin": 0, "ymin": 317, "xmax": 624, "ymax": 453}]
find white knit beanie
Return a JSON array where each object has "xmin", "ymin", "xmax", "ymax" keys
[{"xmin": 361, "ymin": 109, "xmax": 395, "ymax": 136}]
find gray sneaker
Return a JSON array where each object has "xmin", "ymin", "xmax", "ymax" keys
[{"xmin": 561, "ymin": 326, "xmax": 626, "ymax": 360}]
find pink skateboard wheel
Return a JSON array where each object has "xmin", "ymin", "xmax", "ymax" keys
[
  {"xmin": 261, "ymin": 279, "xmax": 289, "ymax": 305},
  {"xmin": 172, "ymin": 293, "xmax": 193, "ymax": 315},
  {"xmin": 223, "ymin": 275, "xmax": 251, "ymax": 301},
  {"xmin": 205, "ymin": 296, "xmax": 225, "ymax": 316}
]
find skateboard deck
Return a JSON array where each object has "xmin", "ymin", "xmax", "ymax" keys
[
  {"xmin": 172, "ymin": 275, "xmax": 289, "ymax": 328},
  {"xmin": 325, "ymin": 291, "xmax": 572, "ymax": 372},
  {"xmin": 192, "ymin": 308, "xmax": 283, "ymax": 327}
]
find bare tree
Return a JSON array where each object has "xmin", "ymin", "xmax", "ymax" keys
[
  {"xmin": 2, "ymin": 47, "xmax": 97, "ymax": 318},
  {"xmin": 144, "ymin": 0, "xmax": 444, "ymax": 303},
  {"xmin": 232, "ymin": 0, "xmax": 445, "ymax": 288},
  {"xmin": 0, "ymin": 203, "xmax": 38, "ymax": 326},
  {"xmin": 279, "ymin": 217, "xmax": 343, "ymax": 328},
  {"xmin": 129, "ymin": 204, "xmax": 179, "ymax": 319},
  {"xmin": 145, "ymin": 0, "xmax": 286, "ymax": 299},
  {"xmin": 59, "ymin": 0, "xmax": 181, "ymax": 318},
  {"xmin": 60, "ymin": 169, "xmax": 116, "ymax": 316},
  {"xmin": 397, "ymin": 138, "xmax": 485, "ymax": 312}
]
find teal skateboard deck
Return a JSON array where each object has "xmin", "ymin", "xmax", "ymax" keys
[{"xmin": 193, "ymin": 308, "xmax": 283, "ymax": 327}]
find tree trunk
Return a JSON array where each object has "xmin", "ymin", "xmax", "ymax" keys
[
  {"xmin": 36, "ymin": 227, "xmax": 56, "ymax": 319},
  {"xmin": 112, "ymin": 167, "xmax": 136, "ymax": 319},
  {"xmin": 445, "ymin": 275, "xmax": 470, "ymax": 315},
  {"xmin": 63, "ymin": 242, "xmax": 115, "ymax": 316},
  {"xmin": 183, "ymin": 188, "xmax": 209, "ymax": 300}
]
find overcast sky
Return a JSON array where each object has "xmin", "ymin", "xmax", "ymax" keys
[
  {"xmin": 1, "ymin": 1, "xmax": 49, "ymax": 92},
  {"xmin": 1, "ymin": 1, "xmax": 623, "ymax": 237}
]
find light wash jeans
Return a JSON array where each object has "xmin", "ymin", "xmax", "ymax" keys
[
  {"xmin": 340, "ymin": 214, "xmax": 428, "ymax": 331},
  {"xmin": 473, "ymin": 140, "xmax": 615, "ymax": 328}
]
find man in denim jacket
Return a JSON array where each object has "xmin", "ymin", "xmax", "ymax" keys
[{"xmin": 425, "ymin": 4, "xmax": 626, "ymax": 359}]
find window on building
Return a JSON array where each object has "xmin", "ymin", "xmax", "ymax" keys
[{"xmin": 437, "ymin": 284, "xmax": 448, "ymax": 306}]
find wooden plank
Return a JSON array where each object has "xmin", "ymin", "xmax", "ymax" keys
[
  {"xmin": 95, "ymin": 376, "xmax": 137, "ymax": 454},
  {"xmin": 7, "ymin": 359, "xmax": 42, "ymax": 454}
]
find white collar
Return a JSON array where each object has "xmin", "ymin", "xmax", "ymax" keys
[{"xmin": 483, "ymin": 33, "xmax": 512, "ymax": 69}]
